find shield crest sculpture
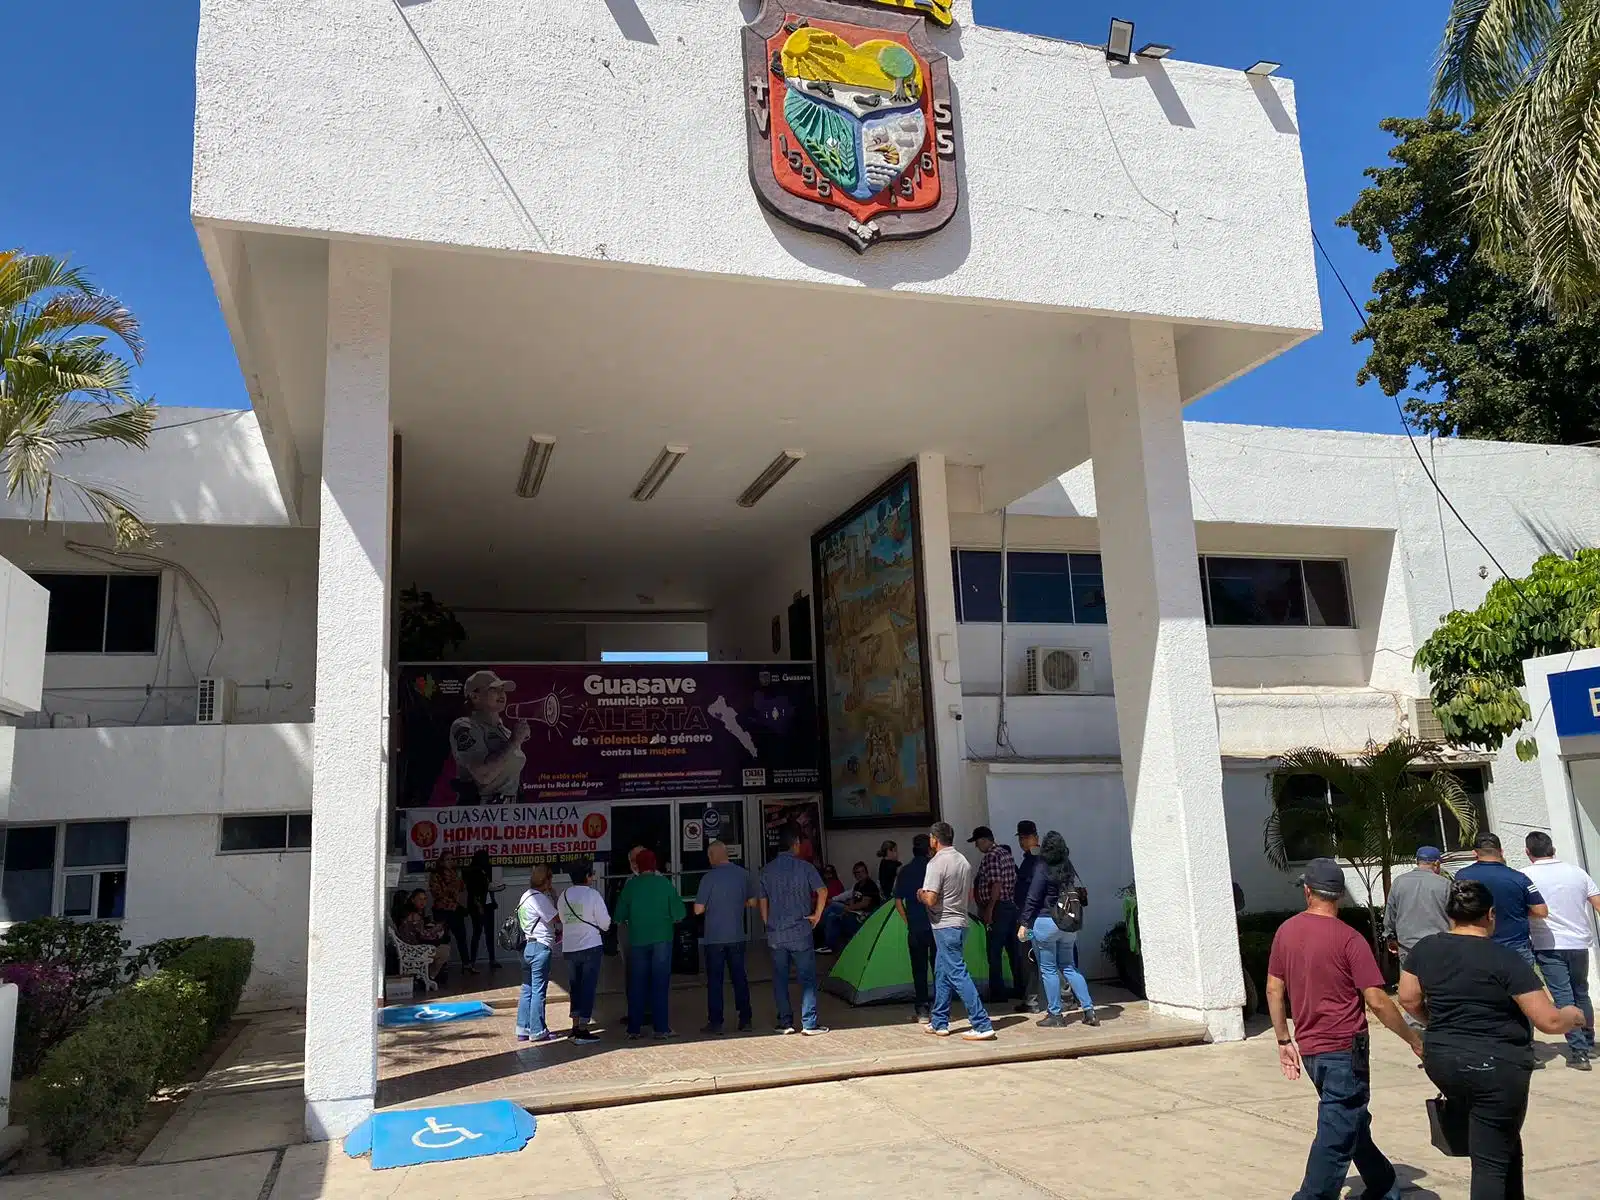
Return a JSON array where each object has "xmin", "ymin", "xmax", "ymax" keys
[{"xmin": 743, "ymin": 0, "xmax": 959, "ymax": 253}]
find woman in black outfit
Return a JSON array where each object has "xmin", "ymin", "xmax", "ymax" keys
[
  {"xmin": 876, "ymin": 840, "xmax": 901, "ymax": 900},
  {"xmin": 463, "ymin": 849, "xmax": 501, "ymax": 971},
  {"xmin": 1399, "ymin": 880, "xmax": 1585, "ymax": 1199}
]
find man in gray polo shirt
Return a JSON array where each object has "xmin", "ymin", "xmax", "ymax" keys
[
  {"xmin": 916, "ymin": 821, "xmax": 995, "ymax": 1040},
  {"xmin": 695, "ymin": 841, "xmax": 758, "ymax": 1034}
]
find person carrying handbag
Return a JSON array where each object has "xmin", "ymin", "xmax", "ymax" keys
[
  {"xmin": 1017, "ymin": 831, "xmax": 1099, "ymax": 1028},
  {"xmin": 559, "ymin": 860, "xmax": 612, "ymax": 1044}
]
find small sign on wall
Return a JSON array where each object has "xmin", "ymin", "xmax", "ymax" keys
[{"xmin": 682, "ymin": 819, "xmax": 704, "ymax": 852}]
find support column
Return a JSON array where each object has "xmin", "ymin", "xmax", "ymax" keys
[
  {"xmin": 304, "ymin": 243, "xmax": 394, "ymax": 1139},
  {"xmin": 1087, "ymin": 320, "xmax": 1244, "ymax": 1041},
  {"xmin": 916, "ymin": 454, "xmax": 977, "ymax": 839}
]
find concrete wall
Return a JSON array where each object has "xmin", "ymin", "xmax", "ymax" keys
[
  {"xmin": 0, "ymin": 524, "xmax": 317, "ymax": 728},
  {"xmin": 193, "ymin": 0, "xmax": 1318, "ymax": 334},
  {"xmin": 0, "ymin": 561, "xmax": 47, "ymax": 718}
]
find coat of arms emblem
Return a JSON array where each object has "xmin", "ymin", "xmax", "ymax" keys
[{"xmin": 743, "ymin": 0, "xmax": 959, "ymax": 252}]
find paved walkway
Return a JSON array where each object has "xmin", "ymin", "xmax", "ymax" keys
[{"xmin": 5, "ymin": 1023, "xmax": 1598, "ymax": 1198}]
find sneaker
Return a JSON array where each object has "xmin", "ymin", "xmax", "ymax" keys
[
  {"xmin": 627, "ymin": 1031, "xmax": 645, "ymax": 1041},
  {"xmin": 737, "ymin": 1018, "xmax": 753, "ymax": 1033},
  {"xmin": 572, "ymin": 1031, "xmax": 601, "ymax": 1045},
  {"xmin": 1013, "ymin": 1002, "xmax": 1040, "ymax": 1015},
  {"xmin": 529, "ymin": 1031, "xmax": 560, "ymax": 1045},
  {"xmin": 816, "ymin": 946, "xmax": 834, "ymax": 956},
  {"xmin": 776, "ymin": 1024, "xmax": 797, "ymax": 1035},
  {"xmin": 1082, "ymin": 1008, "xmax": 1101, "ymax": 1028},
  {"xmin": 1038, "ymin": 1014, "xmax": 1067, "ymax": 1029},
  {"xmin": 961, "ymin": 1029, "xmax": 997, "ymax": 1042},
  {"xmin": 913, "ymin": 1007, "xmax": 931, "ymax": 1024},
  {"xmin": 926, "ymin": 1025, "xmax": 951, "ymax": 1037},
  {"xmin": 515, "ymin": 1033, "xmax": 530, "ymax": 1042},
  {"xmin": 800, "ymin": 1025, "xmax": 830, "ymax": 1036},
  {"xmin": 700, "ymin": 1023, "xmax": 724, "ymax": 1035},
  {"xmin": 1572, "ymin": 1052, "xmax": 1593, "ymax": 1072},
  {"xmin": 653, "ymin": 1030, "xmax": 678, "ymax": 1040}
]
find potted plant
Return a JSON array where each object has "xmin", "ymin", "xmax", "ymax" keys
[
  {"xmin": 398, "ymin": 585, "xmax": 466, "ymax": 662},
  {"xmin": 1100, "ymin": 882, "xmax": 1144, "ymax": 998}
]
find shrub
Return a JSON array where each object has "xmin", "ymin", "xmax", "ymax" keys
[
  {"xmin": 1, "ymin": 963, "xmax": 80, "ymax": 1077},
  {"xmin": 165, "ymin": 938, "xmax": 254, "ymax": 1037},
  {"xmin": 0, "ymin": 917, "xmax": 134, "ymax": 1011},
  {"xmin": 29, "ymin": 937, "xmax": 254, "ymax": 1164}
]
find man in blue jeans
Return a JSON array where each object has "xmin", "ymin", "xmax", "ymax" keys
[
  {"xmin": 1524, "ymin": 830, "xmax": 1600, "ymax": 1069},
  {"xmin": 917, "ymin": 822, "xmax": 995, "ymax": 1041},
  {"xmin": 1268, "ymin": 858, "xmax": 1421, "ymax": 1200},
  {"xmin": 759, "ymin": 823, "xmax": 830, "ymax": 1035},
  {"xmin": 695, "ymin": 840, "xmax": 758, "ymax": 1034}
]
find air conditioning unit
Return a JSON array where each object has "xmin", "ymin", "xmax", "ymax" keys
[
  {"xmin": 50, "ymin": 713, "xmax": 90, "ymax": 729},
  {"xmin": 1409, "ymin": 696, "xmax": 1447, "ymax": 743},
  {"xmin": 1025, "ymin": 646, "xmax": 1095, "ymax": 695},
  {"xmin": 196, "ymin": 677, "xmax": 236, "ymax": 726}
]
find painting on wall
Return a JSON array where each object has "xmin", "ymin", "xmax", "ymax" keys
[{"xmin": 811, "ymin": 464, "xmax": 939, "ymax": 827}]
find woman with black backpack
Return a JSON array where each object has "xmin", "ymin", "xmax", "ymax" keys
[{"xmin": 1017, "ymin": 831, "xmax": 1099, "ymax": 1028}]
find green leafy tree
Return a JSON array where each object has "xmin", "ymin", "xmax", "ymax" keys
[
  {"xmin": 0, "ymin": 250, "xmax": 157, "ymax": 545},
  {"xmin": 1265, "ymin": 738, "xmax": 1479, "ymax": 955},
  {"xmin": 1435, "ymin": 0, "xmax": 1600, "ymax": 312},
  {"xmin": 1414, "ymin": 550, "xmax": 1600, "ymax": 756},
  {"xmin": 1339, "ymin": 112, "xmax": 1600, "ymax": 444}
]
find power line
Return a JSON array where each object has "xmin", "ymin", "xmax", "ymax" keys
[{"xmin": 1310, "ymin": 227, "xmax": 1533, "ymax": 608}]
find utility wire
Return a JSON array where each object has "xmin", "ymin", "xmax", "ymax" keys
[{"xmin": 1310, "ymin": 227, "xmax": 1532, "ymax": 608}]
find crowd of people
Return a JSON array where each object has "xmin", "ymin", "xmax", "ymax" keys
[
  {"xmin": 1270, "ymin": 830, "xmax": 1598, "ymax": 1200},
  {"xmin": 391, "ymin": 815, "xmax": 1111, "ymax": 1045}
]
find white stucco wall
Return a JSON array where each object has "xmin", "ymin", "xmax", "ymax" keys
[
  {"xmin": 123, "ymin": 814, "xmax": 311, "ymax": 1007},
  {"xmin": 0, "ymin": 559, "xmax": 47, "ymax": 718},
  {"xmin": 193, "ymin": 0, "xmax": 1318, "ymax": 334}
]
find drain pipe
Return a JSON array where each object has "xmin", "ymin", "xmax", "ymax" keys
[{"xmin": 995, "ymin": 505, "xmax": 1015, "ymax": 757}]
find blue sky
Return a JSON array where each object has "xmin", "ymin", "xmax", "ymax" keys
[{"xmin": 2, "ymin": 1, "xmax": 1450, "ymax": 432}]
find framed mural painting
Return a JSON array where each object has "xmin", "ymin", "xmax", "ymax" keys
[{"xmin": 811, "ymin": 464, "xmax": 940, "ymax": 828}]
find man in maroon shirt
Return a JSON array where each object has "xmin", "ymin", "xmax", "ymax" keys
[{"xmin": 1267, "ymin": 858, "xmax": 1421, "ymax": 1200}]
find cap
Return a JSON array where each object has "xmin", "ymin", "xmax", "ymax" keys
[
  {"xmin": 1296, "ymin": 857, "xmax": 1346, "ymax": 896},
  {"xmin": 967, "ymin": 826, "xmax": 994, "ymax": 844},
  {"xmin": 1415, "ymin": 846, "xmax": 1442, "ymax": 863},
  {"xmin": 463, "ymin": 670, "xmax": 516, "ymax": 697},
  {"xmin": 1016, "ymin": 819, "xmax": 1038, "ymax": 838}
]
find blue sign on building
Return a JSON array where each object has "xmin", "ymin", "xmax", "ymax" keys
[{"xmin": 1550, "ymin": 665, "xmax": 1600, "ymax": 739}]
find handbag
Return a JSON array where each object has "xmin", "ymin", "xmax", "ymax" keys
[{"xmin": 1426, "ymin": 1093, "xmax": 1469, "ymax": 1157}]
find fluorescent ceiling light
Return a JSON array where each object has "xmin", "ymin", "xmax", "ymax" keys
[
  {"xmin": 631, "ymin": 444, "xmax": 688, "ymax": 502},
  {"xmin": 1105, "ymin": 18, "xmax": 1135, "ymax": 65},
  {"xmin": 1137, "ymin": 43, "xmax": 1174, "ymax": 60},
  {"xmin": 1245, "ymin": 60, "xmax": 1281, "ymax": 77},
  {"xmin": 515, "ymin": 435, "xmax": 556, "ymax": 498},
  {"xmin": 737, "ymin": 450, "xmax": 805, "ymax": 508}
]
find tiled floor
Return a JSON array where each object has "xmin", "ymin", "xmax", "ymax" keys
[{"xmin": 377, "ymin": 945, "xmax": 1199, "ymax": 1110}]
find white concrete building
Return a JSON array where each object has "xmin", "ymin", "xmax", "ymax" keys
[{"xmin": 5, "ymin": 0, "xmax": 1596, "ymax": 1140}]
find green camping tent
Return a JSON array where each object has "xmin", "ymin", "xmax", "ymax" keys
[{"xmin": 822, "ymin": 904, "xmax": 1014, "ymax": 1004}]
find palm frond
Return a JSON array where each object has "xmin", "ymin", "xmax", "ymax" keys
[
  {"xmin": 0, "ymin": 251, "xmax": 92, "ymax": 312},
  {"xmin": 1435, "ymin": 0, "xmax": 1561, "ymax": 112}
]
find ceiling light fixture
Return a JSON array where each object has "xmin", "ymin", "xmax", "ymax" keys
[
  {"xmin": 737, "ymin": 450, "xmax": 805, "ymax": 508},
  {"xmin": 631, "ymin": 444, "xmax": 688, "ymax": 502},
  {"xmin": 1137, "ymin": 43, "xmax": 1174, "ymax": 61},
  {"xmin": 1105, "ymin": 18, "xmax": 1135, "ymax": 65},
  {"xmin": 515, "ymin": 435, "xmax": 556, "ymax": 498},
  {"xmin": 1245, "ymin": 60, "xmax": 1281, "ymax": 77}
]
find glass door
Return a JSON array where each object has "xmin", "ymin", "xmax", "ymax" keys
[
  {"xmin": 604, "ymin": 803, "xmax": 673, "ymax": 951},
  {"xmin": 1568, "ymin": 759, "xmax": 1600, "ymax": 944},
  {"xmin": 675, "ymin": 798, "xmax": 747, "ymax": 898}
]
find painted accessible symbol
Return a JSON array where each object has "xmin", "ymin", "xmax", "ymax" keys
[{"xmin": 410, "ymin": 1115, "xmax": 485, "ymax": 1150}]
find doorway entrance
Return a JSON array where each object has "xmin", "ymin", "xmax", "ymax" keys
[{"xmin": 604, "ymin": 797, "xmax": 755, "ymax": 938}]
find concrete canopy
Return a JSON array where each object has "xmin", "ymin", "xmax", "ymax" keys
[{"xmin": 200, "ymin": 227, "xmax": 1305, "ymax": 611}]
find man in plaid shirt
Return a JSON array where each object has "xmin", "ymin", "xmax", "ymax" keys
[{"xmin": 970, "ymin": 826, "xmax": 1025, "ymax": 1004}]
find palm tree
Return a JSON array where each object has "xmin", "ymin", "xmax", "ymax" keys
[
  {"xmin": 0, "ymin": 250, "xmax": 157, "ymax": 546},
  {"xmin": 1434, "ymin": 1, "xmax": 1600, "ymax": 311},
  {"xmin": 1264, "ymin": 737, "xmax": 1480, "ymax": 955}
]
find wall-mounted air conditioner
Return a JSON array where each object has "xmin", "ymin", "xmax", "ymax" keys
[
  {"xmin": 1409, "ymin": 696, "xmax": 1446, "ymax": 743},
  {"xmin": 1025, "ymin": 646, "xmax": 1095, "ymax": 695},
  {"xmin": 196, "ymin": 677, "xmax": 236, "ymax": 726},
  {"xmin": 50, "ymin": 713, "xmax": 90, "ymax": 729}
]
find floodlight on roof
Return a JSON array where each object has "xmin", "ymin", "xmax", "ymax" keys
[{"xmin": 1106, "ymin": 19, "xmax": 1135, "ymax": 65}]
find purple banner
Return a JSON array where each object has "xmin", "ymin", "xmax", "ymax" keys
[{"xmin": 396, "ymin": 663, "xmax": 821, "ymax": 806}]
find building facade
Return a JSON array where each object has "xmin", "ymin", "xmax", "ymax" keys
[{"xmin": 6, "ymin": 0, "xmax": 1590, "ymax": 1141}]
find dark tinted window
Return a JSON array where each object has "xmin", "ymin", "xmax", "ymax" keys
[
  {"xmin": 1008, "ymin": 552, "xmax": 1074, "ymax": 623},
  {"xmin": 105, "ymin": 575, "xmax": 160, "ymax": 652},
  {"xmin": 1275, "ymin": 774, "xmax": 1335, "ymax": 862},
  {"xmin": 222, "ymin": 814, "xmax": 313, "ymax": 853},
  {"xmin": 952, "ymin": 550, "xmax": 1001, "ymax": 622},
  {"xmin": 1, "ymin": 826, "xmax": 57, "ymax": 922},
  {"xmin": 36, "ymin": 574, "xmax": 107, "ymax": 653},
  {"xmin": 1303, "ymin": 560, "xmax": 1353, "ymax": 627},
  {"xmin": 1205, "ymin": 557, "xmax": 1308, "ymax": 626},
  {"xmin": 63, "ymin": 821, "xmax": 128, "ymax": 868},
  {"xmin": 288, "ymin": 814, "xmax": 313, "ymax": 849},
  {"xmin": 1069, "ymin": 553, "xmax": 1107, "ymax": 624}
]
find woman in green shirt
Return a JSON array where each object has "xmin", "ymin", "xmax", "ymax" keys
[{"xmin": 614, "ymin": 848, "xmax": 685, "ymax": 1039}]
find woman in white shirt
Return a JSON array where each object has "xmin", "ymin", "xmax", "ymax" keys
[
  {"xmin": 559, "ymin": 859, "xmax": 613, "ymax": 1044},
  {"xmin": 516, "ymin": 865, "xmax": 560, "ymax": 1043}
]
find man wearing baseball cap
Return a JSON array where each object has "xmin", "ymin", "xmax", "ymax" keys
[
  {"xmin": 1383, "ymin": 845, "xmax": 1451, "ymax": 973},
  {"xmin": 449, "ymin": 670, "xmax": 529, "ymax": 803},
  {"xmin": 970, "ymin": 825, "xmax": 1024, "ymax": 1006},
  {"xmin": 1011, "ymin": 820, "xmax": 1046, "ymax": 1013},
  {"xmin": 1268, "ymin": 857, "xmax": 1419, "ymax": 1200}
]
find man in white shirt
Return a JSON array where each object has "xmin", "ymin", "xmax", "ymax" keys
[{"xmin": 1524, "ymin": 831, "xmax": 1600, "ymax": 1069}]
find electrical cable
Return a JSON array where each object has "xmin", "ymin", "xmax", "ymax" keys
[{"xmin": 1311, "ymin": 227, "xmax": 1533, "ymax": 609}]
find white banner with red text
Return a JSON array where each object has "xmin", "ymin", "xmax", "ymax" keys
[{"xmin": 403, "ymin": 802, "xmax": 612, "ymax": 867}]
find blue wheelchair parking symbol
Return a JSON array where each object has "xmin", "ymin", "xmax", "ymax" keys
[{"xmin": 345, "ymin": 1100, "xmax": 537, "ymax": 1169}]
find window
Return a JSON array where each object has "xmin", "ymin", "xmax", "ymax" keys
[
  {"xmin": 597, "ymin": 651, "xmax": 709, "ymax": 663},
  {"xmin": 1200, "ymin": 557, "xmax": 1352, "ymax": 628},
  {"xmin": 33, "ymin": 573, "xmax": 160, "ymax": 653},
  {"xmin": 0, "ymin": 821, "xmax": 129, "ymax": 922},
  {"xmin": 219, "ymin": 813, "xmax": 313, "ymax": 854},
  {"xmin": 1271, "ymin": 767, "xmax": 1489, "ymax": 863},
  {"xmin": 952, "ymin": 550, "xmax": 1107, "ymax": 625}
]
